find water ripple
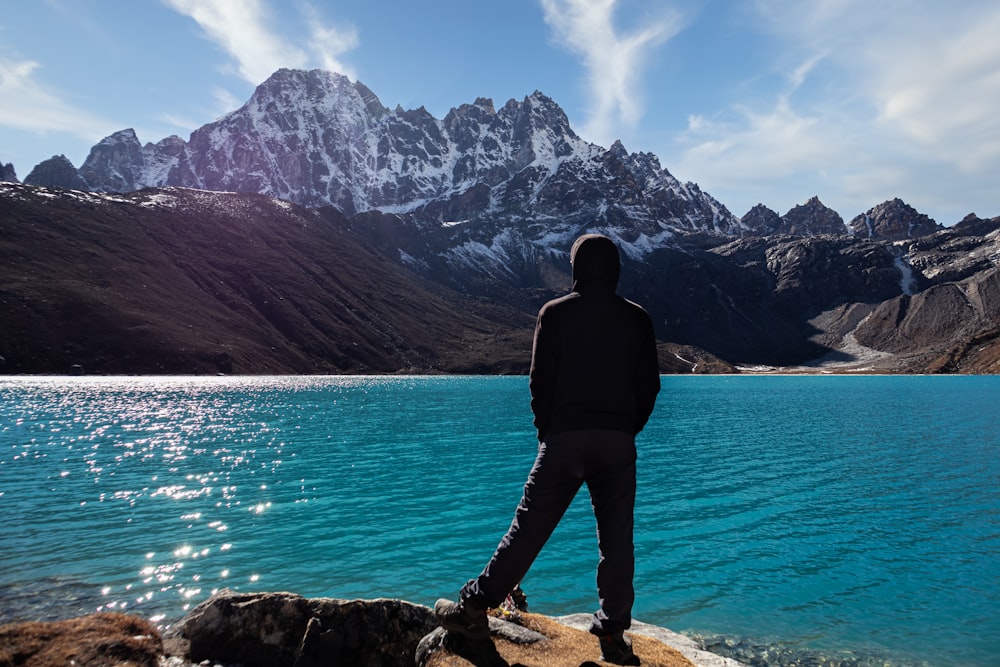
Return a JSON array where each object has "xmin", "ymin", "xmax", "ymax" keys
[{"xmin": 1, "ymin": 375, "xmax": 997, "ymax": 667}]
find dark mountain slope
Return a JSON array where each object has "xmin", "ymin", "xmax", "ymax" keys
[{"xmin": 0, "ymin": 184, "xmax": 534, "ymax": 375}]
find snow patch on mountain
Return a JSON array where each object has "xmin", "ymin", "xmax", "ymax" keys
[{"xmin": 894, "ymin": 253, "xmax": 918, "ymax": 296}]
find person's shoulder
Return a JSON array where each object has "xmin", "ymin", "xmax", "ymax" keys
[
  {"xmin": 620, "ymin": 296, "xmax": 652, "ymax": 316},
  {"xmin": 539, "ymin": 292, "xmax": 581, "ymax": 313},
  {"xmin": 617, "ymin": 296, "xmax": 655, "ymax": 326}
]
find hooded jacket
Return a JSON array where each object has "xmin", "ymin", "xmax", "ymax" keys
[{"xmin": 528, "ymin": 234, "xmax": 661, "ymax": 441}]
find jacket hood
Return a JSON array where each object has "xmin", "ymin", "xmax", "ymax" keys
[{"xmin": 570, "ymin": 234, "xmax": 621, "ymax": 293}]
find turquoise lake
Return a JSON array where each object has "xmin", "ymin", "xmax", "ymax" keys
[{"xmin": 1, "ymin": 375, "xmax": 997, "ymax": 666}]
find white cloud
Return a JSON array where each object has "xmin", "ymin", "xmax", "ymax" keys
[
  {"xmin": 302, "ymin": 3, "xmax": 358, "ymax": 79},
  {"xmin": 868, "ymin": 8, "xmax": 1000, "ymax": 170},
  {"xmin": 164, "ymin": 0, "xmax": 357, "ymax": 85},
  {"xmin": 0, "ymin": 57, "xmax": 110, "ymax": 138},
  {"xmin": 212, "ymin": 87, "xmax": 245, "ymax": 118},
  {"xmin": 165, "ymin": 0, "xmax": 308, "ymax": 84},
  {"xmin": 674, "ymin": 1, "xmax": 1000, "ymax": 223},
  {"xmin": 683, "ymin": 100, "xmax": 829, "ymax": 177},
  {"xmin": 676, "ymin": 97, "xmax": 856, "ymax": 216},
  {"xmin": 152, "ymin": 87, "xmax": 245, "ymax": 144},
  {"xmin": 540, "ymin": 0, "xmax": 682, "ymax": 145}
]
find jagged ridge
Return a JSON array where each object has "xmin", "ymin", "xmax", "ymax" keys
[
  {"xmin": 71, "ymin": 70, "xmax": 732, "ymax": 241},
  {"xmin": 10, "ymin": 68, "xmax": 958, "ymax": 282}
]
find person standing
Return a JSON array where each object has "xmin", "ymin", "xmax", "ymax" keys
[{"xmin": 436, "ymin": 234, "xmax": 661, "ymax": 665}]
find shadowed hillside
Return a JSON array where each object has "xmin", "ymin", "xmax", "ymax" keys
[{"xmin": 0, "ymin": 184, "xmax": 536, "ymax": 375}]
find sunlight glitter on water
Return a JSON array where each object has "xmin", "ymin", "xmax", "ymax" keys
[
  {"xmin": 1, "ymin": 376, "xmax": 324, "ymax": 616},
  {"xmin": 2, "ymin": 375, "xmax": 998, "ymax": 667}
]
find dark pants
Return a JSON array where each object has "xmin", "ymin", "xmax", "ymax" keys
[{"xmin": 459, "ymin": 428, "xmax": 637, "ymax": 635}]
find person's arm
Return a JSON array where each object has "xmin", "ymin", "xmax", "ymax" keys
[
  {"xmin": 528, "ymin": 308, "xmax": 557, "ymax": 441},
  {"xmin": 633, "ymin": 314, "xmax": 660, "ymax": 434}
]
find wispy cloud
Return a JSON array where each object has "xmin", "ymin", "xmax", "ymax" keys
[
  {"xmin": 164, "ymin": 0, "xmax": 357, "ymax": 85},
  {"xmin": 867, "ymin": 7, "xmax": 1000, "ymax": 170},
  {"xmin": 676, "ymin": 0, "xmax": 1000, "ymax": 222},
  {"xmin": 540, "ymin": 0, "xmax": 683, "ymax": 145},
  {"xmin": 0, "ymin": 58, "xmax": 109, "ymax": 138},
  {"xmin": 301, "ymin": 3, "xmax": 359, "ymax": 78}
]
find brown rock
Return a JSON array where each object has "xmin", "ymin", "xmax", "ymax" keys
[{"xmin": 0, "ymin": 612, "xmax": 162, "ymax": 667}]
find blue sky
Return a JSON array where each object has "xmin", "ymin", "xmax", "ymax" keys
[{"xmin": 2, "ymin": 0, "xmax": 998, "ymax": 225}]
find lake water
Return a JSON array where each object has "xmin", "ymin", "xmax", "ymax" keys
[{"xmin": 1, "ymin": 375, "xmax": 997, "ymax": 667}]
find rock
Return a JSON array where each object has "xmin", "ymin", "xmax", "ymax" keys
[
  {"xmin": 415, "ymin": 614, "xmax": 548, "ymax": 664},
  {"xmin": 170, "ymin": 590, "xmax": 437, "ymax": 667},
  {"xmin": 415, "ymin": 627, "xmax": 510, "ymax": 667},
  {"xmin": 906, "ymin": 214, "xmax": 1000, "ymax": 284},
  {"xmin": 0, "ymin": 612, "xmax": 162, "ymax": 667}
]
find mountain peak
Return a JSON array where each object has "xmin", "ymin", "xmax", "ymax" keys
[
  {"xmin": 473, "ymin": 97, "xmax": 496, "ymax": 113},
  {"xmin": 24, "ymin": 154, "xmax": 89, "ymax": 190},
  {"xmin": 49, "ymin": 67, "xmax": 949, "ymax": 253},
  {"xmin": 609, "ymin": 140, "xmax": 629, "ymax": 157},
  {"xmin": 740, "ymin": 203, "xmax": 782, "ymax": 236},
  {"xmin": 79, "ymin": 129, "xmax": 144, "ymax": 192},
  {"xmin": 848, "ymin": 198, "xmax": 941, "ymax": 241},
  {"xmin": 1, "ymin": 161, "xmax": 18, "ymax": 183},
  {"xmin": 781, "ymin": 196, "xmax": 847, "ymax": 236}
]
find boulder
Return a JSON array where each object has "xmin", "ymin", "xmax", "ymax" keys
[{"xmin": 170, "ymin": 590, "xmax": 436, "ymax": 667}]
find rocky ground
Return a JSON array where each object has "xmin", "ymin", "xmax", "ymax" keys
[{"xmin": 0, "ymin": 590, "xmax": 743, "ymax": 667}]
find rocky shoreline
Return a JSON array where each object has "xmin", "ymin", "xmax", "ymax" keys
[
  {"xmin": 0, "ymin": 588, "xmax": 936, "ymax": 667},
  {"xmin": 0, "ymin": 589, "xmax": 742, "ymax": 667}
]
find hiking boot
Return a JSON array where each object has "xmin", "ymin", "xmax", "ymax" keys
[
  {"xmin": 434, "ymin": 598, "xmax": 489, "ymax": 641},
  {"xmin": 599, "ymin": 632, "xmax": 640, "ymax": 665}
]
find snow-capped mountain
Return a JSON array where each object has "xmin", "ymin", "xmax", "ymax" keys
[
  {"xmin": 21, "ymin": 67, "xmax": 948, "ymax": 284},
  {"xmin": 76, "ymin": 69, "xmax": 735, "ymax": 257}
]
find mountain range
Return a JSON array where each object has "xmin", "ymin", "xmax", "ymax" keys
[{"xmin": 1, "ymin": 68, "xmax": 998, "ymax": 374}]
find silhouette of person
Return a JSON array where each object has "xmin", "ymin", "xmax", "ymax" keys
[{"xmin": 436, "ymin": 234, "xmax": 661, "ymax": 665}]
